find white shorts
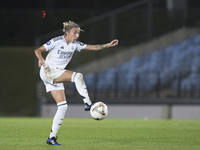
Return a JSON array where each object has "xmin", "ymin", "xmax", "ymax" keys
[{"xmin": 40, "ymin": 65, "xmax": 66, "ymax": 92}]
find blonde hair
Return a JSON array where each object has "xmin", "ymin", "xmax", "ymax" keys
[{"xmin": 63, "ymin": 20, "xmax": 84, "ymax": 33}]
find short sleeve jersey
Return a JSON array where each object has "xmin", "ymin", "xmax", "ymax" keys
[{"xmin": 43, "ymin": 35, "xmax": 86, "ymax": 69}]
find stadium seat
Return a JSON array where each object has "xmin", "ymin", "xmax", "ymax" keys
[{"xmin": 84, "ymin": 34, "xmax": 200, "ymax": 93}]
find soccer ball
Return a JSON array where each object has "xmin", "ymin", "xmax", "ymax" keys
[{"xmin": 90, "ymin": 102, "xmax": 108, "ymax": 120}]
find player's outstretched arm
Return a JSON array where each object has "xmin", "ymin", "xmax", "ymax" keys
[{"xmin": 84, "ymin": 39, "xmax": 119, "ymax": 51}]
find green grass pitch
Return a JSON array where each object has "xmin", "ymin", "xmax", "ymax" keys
[{"xmin": 1, "ymin": 118, "xmax": 200, "ymax": 150}]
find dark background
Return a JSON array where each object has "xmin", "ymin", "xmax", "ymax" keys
[
  {"xmin": 1, "ymin": 0, "xmax": 200, "ymax": 46},
  {"xmin": 1, "ymin": 0, "xmax": 136, "ymax": 46}
]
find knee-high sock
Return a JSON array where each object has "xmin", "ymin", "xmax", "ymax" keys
[
  {"xmin": 71, "ymin": 72, "xmax": 92, "ymax": 105},
  {"xmin": 49, "ymin": 101, "xmax": 68, "ymax": 138}
]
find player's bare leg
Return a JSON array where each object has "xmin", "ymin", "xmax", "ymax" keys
[
  {"xmin": 53, "ymin": 70, "xmax": 74, "ymax": 83},
  {"xmin": 51, "ymin": 90, "xmax": 66, "ymax": 103},
  {"xmin": 54, "ymin": 70, "xmax": 92, "ymax": 111}
]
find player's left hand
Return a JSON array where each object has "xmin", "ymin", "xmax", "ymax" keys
[{"xmin": 109, "ymin": 39, "xmax": 119, "ymax": 47}]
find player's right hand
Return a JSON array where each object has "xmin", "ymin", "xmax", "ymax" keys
[{"xmin": 38, "ymin": 59, "xmax": 46, "ymax": 67}]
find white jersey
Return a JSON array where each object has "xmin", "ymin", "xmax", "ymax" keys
[{"xmin": 43, "ymin": 35, "xmax": 87, "ymax": 69}]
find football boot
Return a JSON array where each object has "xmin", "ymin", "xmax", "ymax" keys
[{"xmin": 46, "ymin": 137, "xmax": 61, "ymax": 146}]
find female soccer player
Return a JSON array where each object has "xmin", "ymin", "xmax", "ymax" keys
[{"xmin": 35, "ymin": 20, "xmax": 118, "ymax": 145}]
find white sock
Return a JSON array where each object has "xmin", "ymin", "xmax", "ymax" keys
[
  {"xmin": 49, "ymin": 101, "xmax": 68, "ymax": 138},
  {"xmin": 71, "ymin": 72, "xmax": 92, "ymax": 105}
]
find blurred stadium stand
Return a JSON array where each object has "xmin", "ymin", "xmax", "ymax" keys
[{"xmin": 83, "ymin": 33, "xmax": 200, "ymax": 99}]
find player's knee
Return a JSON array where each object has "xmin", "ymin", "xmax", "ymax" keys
[
  {"xmin": 76, "ymin": 73, "xmax": 83, "ymax": 80},
  {"xmin": 71, "ymin": 72, "xmax": 84, "ymax": 82},
  {"xmin": 74, "ymin": 72, "xmax": 83, "ymax": 82}
]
